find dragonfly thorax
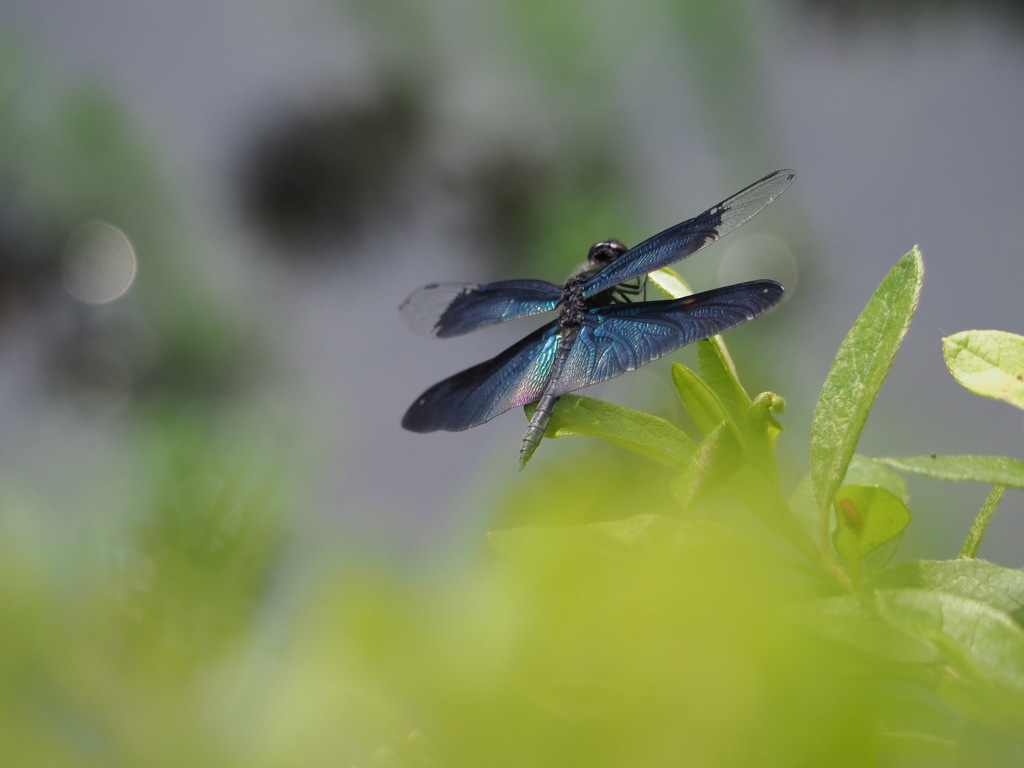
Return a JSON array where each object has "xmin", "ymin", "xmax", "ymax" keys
[
  {"xmin": 558, "ymin": 273, "xmax": 590, "ymax": 329},
  {"xmin": 559, "ymin": 239, "xmax": 629, "ymax": 329}
]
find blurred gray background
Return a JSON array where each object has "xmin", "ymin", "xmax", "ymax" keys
[{"xmin": 2, "ymin": 0, "xmax": 1022, "ymax": 562}]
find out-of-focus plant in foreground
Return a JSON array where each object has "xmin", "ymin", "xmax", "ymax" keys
[{"xmin": 3, "ymin": 246, "xmax": 1024, "ymax": 766}]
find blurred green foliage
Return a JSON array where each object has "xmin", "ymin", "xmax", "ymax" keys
[
  {"xmin": 3, "ymin": 247, "xmax": 1024, "ymax": 765},
  {"xmin": 0, "ymin": 467, "xmax": 877, "ymax": 767},
  {"xmin": 0, "ymin": 415, "xmax": 291, "ymax": 765}
]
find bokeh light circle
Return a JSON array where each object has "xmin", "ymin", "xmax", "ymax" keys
[{"xmin": 61, "ymin": 220, "xmax": 137, "ymax": 304}]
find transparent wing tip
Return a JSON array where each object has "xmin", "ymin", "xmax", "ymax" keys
[{"xmin": 399, "ymin": 283, "xmax": 478, "ymax": 337}]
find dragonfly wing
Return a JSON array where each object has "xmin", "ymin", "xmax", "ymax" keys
[
  {"xmin": 551, "ymin": 281, "xmax": 784, "ymax": 394},
  {"xmin": 402, "ymin": 322, "xmax": 562, "ymax": 432},
  {"xmin": 401, "ymin": 280, "xmax": 561, "ymax": 337},
  {"xmin": 583, "ymin": 169, "xmax": 795, "ymax": 297}
]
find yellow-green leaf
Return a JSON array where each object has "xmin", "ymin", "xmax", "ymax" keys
[
  {"xmin": 943, "ymin": 330, "xmax": 1024, "ymax": 411},
  {"xmin": 649, "ymin": 266, "xmax": 691, "ymax": 298},
  {"xmin": 832, "ymin": 485, "xmax": 911, "ymax": 561}
]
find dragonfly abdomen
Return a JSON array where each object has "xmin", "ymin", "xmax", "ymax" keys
[
  {"xmin": 519, "ymin": 392, "xmax": 558, "ymax": 470},
  {"xmin": 518, "ymin": 327, "xmax": 579, "ymax": 470}
]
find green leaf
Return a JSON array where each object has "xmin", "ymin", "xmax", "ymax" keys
[
  {"xmin": 875, "ymin": 589, "xmax": 1024, "ymax": 690},
  {"xmin": 742, "ymin": 392, "xmax": 785, "ymax": 454},
  {"xmin": 810, "ymin": 248, "xmax": 924, "ymax": 522},
  {"xmin": 671, "ymin": 421, "xmax": 743, "ymax": 511},
  {"xmin": 943, "ymin": 330, "xmax": 1024, "ymax": 411},
  {"xmin": 790, "ymin": 455, "xmax": 907, "ymax": 550},
  {"xmin": 876, "ymin": 455, "xmax": 1024, "ymax": 488},
  {"xmin": 791, "ymin": 594, "xmax": 940, "ymax": 664},
  {"xmin": 843, "ymin": 455, "xmax": 909, "ymax": 502},
  {"xmin": 649, "ymin": 266, "xmax": 691, "ymax": 299},
  {"xmin": 832, "ymin": 485, "xmax": 911, "ymax": 562},
  {"xmin": 526, "ymin": 394, "xmax": 695, "ymax": 468},
  {"xmin": 653, "ymin": 268, "xmax": 751, "ymax": 425},
  {"xmin": 867, "ymin": 559, "xmax": 1024, "ymax": 623},
  {"xmin": 697, "ymin": 339, "xmax": 751, "ymax": 423},
  {"xmin": 940, "ymin": 681, "xmax": 1024, "ymax": 741},
  {"xmin": 671, "ymin": 362, "xmax": 730, "ymax": 436}
]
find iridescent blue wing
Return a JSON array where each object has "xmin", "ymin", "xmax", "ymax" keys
[
  {"xmin": 550, "ymin": 281, "xmax": 784, "ymax": 395},
  {"xmin": 402, "ymin": 321, "xmax": 562, "ymax": 432},
  {"xmin": 582, "ymin": 170, "xmax": 795, "ymax": 298},
  {"xmin": 401, "ymin": 280, "xmax": 561, "ymax": 338}
]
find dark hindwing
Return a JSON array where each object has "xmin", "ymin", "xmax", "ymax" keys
[
  {"xmin": 582, "ymin": 170, "xmax": 795, "ymax": 298},
  {"xmin": 400, "ymin": 280, "xmax": 561, "ymax": 338},
  {"xmin": 550, "ymin": 281, "xmax": 785, "ymax": 396},
  {"xmin": 402, "ymin": 322, "xmax": 563, "ymax": 432}
]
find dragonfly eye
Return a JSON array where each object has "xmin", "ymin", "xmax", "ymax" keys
[{"xmin": 587, "ymin": 239, "xmax": 628, "ymax": 267}]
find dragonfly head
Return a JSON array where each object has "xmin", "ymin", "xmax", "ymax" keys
[{"xmin": 586, "ymin": 239, "xmax": 628, "ymax": 268}]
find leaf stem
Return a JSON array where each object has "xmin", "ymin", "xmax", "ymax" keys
[{"xmin": 959, "ymin": 484, "xmax": 1006, "ymax": 558}]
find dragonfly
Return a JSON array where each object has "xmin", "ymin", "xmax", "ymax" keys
[{"xmin": 401, "ymin": 169, "xmax": 795, "ymax": 469}]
